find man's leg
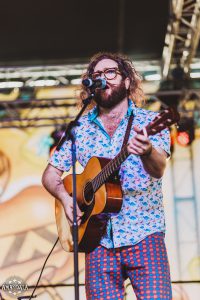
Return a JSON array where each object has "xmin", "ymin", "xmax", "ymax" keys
[
  {"xmin": 85, "ymin": 245, "xmax": 125, "ymax": 300},
  {"xmin": 122, "ymin": 233, "xmax": 172, "ymax": 300}
]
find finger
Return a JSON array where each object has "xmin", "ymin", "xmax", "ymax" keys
[
  {"xmin": 77, "ymin": 207, "xmax": 83, "ymax": 215},
  {"xmin": 128, "ymin": 144, "xmax": 145, "ymax": 155},
  {"xmin": 67, "ymin": 216, "xmax": 73, "ymax": 226},
  {"xmin": 133, "ymin": 125, "xmax": 141, "ymax": 132},
  {"xmin": 64, "ymin": 208, "xmax": 74, "ymax": 225},
  {"xmin": 134, "ymin": 125, "xmax": 149, "ymax": 138},
  {"xmin": 131, "ymin": 145, "xmax": 145, "ymax": 154},
  {"xmin": 142, "ymin": 127, "xmax": 148, "ymax": 138},
  {"xmin": 68, "ymin": 215, "xmax": 82, "ymax": 226},
  {"xmin": 70, "ymin": 206, "xmax": 83, "ymax": 218},
  {"xmin": 135, "ymin": 134, "xmax": 149, "ymax": 143},
  {"xmin": 129, "ymin": 138, "xmax": 147, "ymax": 149},
  {"xmin": 133, "ymin": 126, "xmax": 150, "ymax": 142},
  {"xmin": 129, "ymin": 141, "xmax": 149, "ymax": 152},
  {"xmin": 69, "ymin": 205, "xmax": 82, "ymax": 214}
]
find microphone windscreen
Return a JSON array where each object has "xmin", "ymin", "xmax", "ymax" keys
[
  {"xmin": 82, "ymin": 78, "xmax": 93, "ymax": 87},
  {"xmin": 99, "ymin": 78, "xmax": 106, "ymax": 89}
]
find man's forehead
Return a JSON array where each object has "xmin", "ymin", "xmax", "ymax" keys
[{"xmin": 93, "ymin": 59, "xmax": 118, "ymax": 71}]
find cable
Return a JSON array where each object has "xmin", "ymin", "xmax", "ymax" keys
[{"xmin": 18, "ymin": 237, "xmax": 59, "ymax": 300}]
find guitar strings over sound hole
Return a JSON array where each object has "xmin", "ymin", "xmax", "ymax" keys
[{"xmin": 83, "ymin": 181, "xmax": 94, "ymax": 206}]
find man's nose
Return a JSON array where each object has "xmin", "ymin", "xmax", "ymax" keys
[{"xmin": 98, "ymin": 72, "xmax": 106, "ymax": 79}]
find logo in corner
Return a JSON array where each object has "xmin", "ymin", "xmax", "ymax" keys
[{"xmin": 2, "ymin": 276, "xmax": 29, "ymax": 298}]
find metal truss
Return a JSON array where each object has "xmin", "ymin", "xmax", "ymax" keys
[
  {"xmin": 0, "ymin": 98, "xmax": 77, "ymax": 129},
  {"xmin": 162, "ymin": 0, "xmax": 200, "ymax": 78},
  {"xmin": 1, "ymin": 92, "xmax": 199, "ymax": 129}
]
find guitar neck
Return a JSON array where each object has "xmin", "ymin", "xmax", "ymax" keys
[
  {"xmin": 91, "ymin": 127, "xmax": 147, "ymax": 192},
  {"xmin": 92, "ymin": 145, "xmax": 130, "ymax": 192},
  {"xmin": 91, "ymin": 107, "xmax": 180, "ymax": 193}
]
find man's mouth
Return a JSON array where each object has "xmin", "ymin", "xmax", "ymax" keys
[
  {"xmin": 100, "ymin": 84, "xmax": 109, "ymax": 90},
  {"xmin": 97, "ymin": 85, "xmax": 109, "ymax": 92}
]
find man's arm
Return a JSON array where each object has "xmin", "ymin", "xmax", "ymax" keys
[
  {"xmin": 127, "ymin": 126, "xmax": 168, "ymax": 178},
  {"xmin": 140, "ymin": 147, "xmax": 167, "ymax": 178},
  {"xmin": 42, "ymin": 164, "xmax": 82, "ymax": 225},
  {"xmin": 42, "ymin": 164, "xmax": 67, "ymax": 201}
]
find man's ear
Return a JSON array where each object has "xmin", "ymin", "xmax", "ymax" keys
[{"xmin": 125, "ymin": 77, "xmax": 130, "ymax": 90}]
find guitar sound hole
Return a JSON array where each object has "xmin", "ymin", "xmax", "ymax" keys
[{"xmin": 83, "ymin": 181, "xmax": 94, "ymax": 205}]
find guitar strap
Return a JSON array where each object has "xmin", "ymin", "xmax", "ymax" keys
[
  {"xmin": 111, "ymin": 113, "xmax": 134, "ymax": 179},
  {"xmin": 122, "ymin": 113, "xmax": 134, "ymax": 148}
]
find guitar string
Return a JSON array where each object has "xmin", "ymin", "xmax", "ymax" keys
[
  {"xmin": 84, "ymin": 146, "xmax": 129, "ymax": 194},
  {"xmin": 91, "ymin": 148, "xmax": 125, "ymax": 192}
]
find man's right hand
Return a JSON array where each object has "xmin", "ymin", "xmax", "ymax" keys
[
  {"xmin": 62, "ymin": 194, "xmax": 83, "ymax": 226},
  {"xmin": 42, "ymin": 164, "xmax": 83, "ymax": 226}
]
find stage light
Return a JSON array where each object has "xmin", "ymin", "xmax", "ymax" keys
[
  {"xmin": 177, "ymin": 117, "xmax": 195, "ymax": 146},
  {"xmin": 177, "ymin": 131, "xmax": 190, "ymax": 146}
]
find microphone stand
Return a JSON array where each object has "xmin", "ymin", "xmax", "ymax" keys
[{"xmin": 56, "ymin": 92, "xmax": 95, "ymax": 300}]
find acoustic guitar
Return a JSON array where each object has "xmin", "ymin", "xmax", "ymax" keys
[{"xmin": 55, "ymin": 108, "xmax": 180, "ymax": 253}]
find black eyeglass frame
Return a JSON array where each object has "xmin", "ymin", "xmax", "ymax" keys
[{"xmin": 90, "ymin": 67, "xmax": 122, "ymax": 81}]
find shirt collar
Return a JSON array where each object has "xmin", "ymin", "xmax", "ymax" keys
[{"xmin": 88, "ymin": 99, "xmax": 136, "ymax": 122}]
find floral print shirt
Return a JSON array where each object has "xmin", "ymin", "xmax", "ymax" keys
[{"xmin": 49, "ymin": 100, "xmax": 170, "ymax": 248}]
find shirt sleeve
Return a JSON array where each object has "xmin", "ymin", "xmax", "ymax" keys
[
  {"xmin": 149, "ymin": 127, "xmax": 171, "ymax": 156},
  {"xmin": 49, "ymin": 139, "xmax": 72, "ymax": 172}
]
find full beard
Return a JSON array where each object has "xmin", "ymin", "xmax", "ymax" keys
[{"xmin": 94, "ymin": 80, "xmax": 127, "ymax": 109}]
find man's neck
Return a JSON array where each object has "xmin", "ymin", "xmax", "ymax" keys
[
  {"xmin": 98, "ymin": 98, "xmax": 129, "ymax": 138},
  {"xmin": 98, "ymin": 98, "xmax": 129, "ymax": 119}
]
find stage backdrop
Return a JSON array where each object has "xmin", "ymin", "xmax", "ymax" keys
[{"xmin": 0, "ymin": 125, "xmax": 200, "ymax": 300}]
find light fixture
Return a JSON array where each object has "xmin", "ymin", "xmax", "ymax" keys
[
  {"xmin": 26, "ymin": 76, "xmax": 60, "ymax": 87},
  {"xmin": 70, "ymin": 78, "xmax": 82, "ymax": 85},
  {"xmin": 190, "ymin": 71, "xmax": 200, "ymax": 79},
  {"xmin": 144, "ymin": 74, "xmax": 161, "ymax": 81},
  {"xmin": 0, "ymin": 80, "xmax": 24, "ymax": 89}
]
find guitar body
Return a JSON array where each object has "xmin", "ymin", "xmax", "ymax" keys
[
  {"xmin": 55, "ymin": 156, "xmax": 123, "ymax": 253},
  {"xmin": 55, "ymin": 107, "xmax": 180, "ymax": 253}
]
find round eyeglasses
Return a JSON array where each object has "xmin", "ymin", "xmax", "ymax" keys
[{"xmin": 91, "ymin": 68, "xmax": 121, "ymax": 81}]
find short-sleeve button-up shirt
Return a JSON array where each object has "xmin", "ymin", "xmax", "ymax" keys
[{"xmin": 49, "ymin": 100, "xmax": 170, "ymax": 248}]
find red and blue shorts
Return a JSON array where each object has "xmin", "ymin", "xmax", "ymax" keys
[{"xmin": 85, "ymin": 232, "xmax": 172, "ymax": 299}]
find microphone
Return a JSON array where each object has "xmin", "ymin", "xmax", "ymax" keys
[{"xmin": 82, "ymin": 78, "xmax": 106, "ymax": 89}]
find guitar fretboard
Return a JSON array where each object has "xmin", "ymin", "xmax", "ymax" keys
[{"xmin": 92, "ymin": 146, "xmax": 129, "ymax": 192}]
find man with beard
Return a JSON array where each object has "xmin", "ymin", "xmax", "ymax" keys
[{"xmin": 42, "ymin": 53, "xmax": 172, "ymax": 299}]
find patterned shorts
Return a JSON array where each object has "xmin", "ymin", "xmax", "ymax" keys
[{"xmin": 85, "ymin": 232, "xmax": 172, "ymax": 299}]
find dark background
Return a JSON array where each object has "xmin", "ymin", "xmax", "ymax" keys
[{"xmin": 0, "ymin": 0, "xmax": 170, "ymax": 65}]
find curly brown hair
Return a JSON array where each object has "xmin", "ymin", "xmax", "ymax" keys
[{"xmin": 79, "ymin": 52, "xmax": 145, "ymax": 109}]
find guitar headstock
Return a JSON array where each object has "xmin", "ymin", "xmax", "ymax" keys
[{"xmin": 142, "ymin": 108, "xmax": 180, "ymax": 136}]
